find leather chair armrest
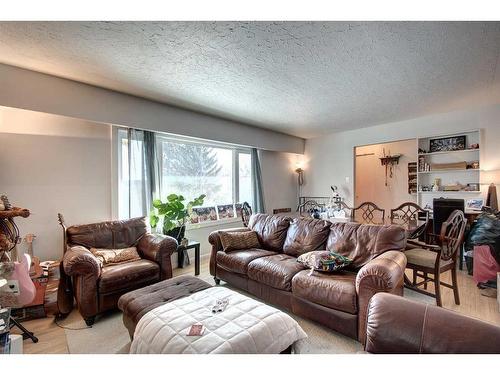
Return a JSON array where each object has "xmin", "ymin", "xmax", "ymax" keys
[
  {"xmin": 365, "ymin": 293, "xmax": 500, "ymax": 353},
  {"xmin": 208, "ymin": 227, "xmax": 250, "ymax": 276},
  {"xmin": 62, "ymin": 245, "xmax": 102, "ymax": 278},
  {"xmin": 137, "ymin": 233, "xmax": 177, "ymax": 280},
  {"xmin": 355, "ymin": 250, "xmax": 407, "ymax": 345}
]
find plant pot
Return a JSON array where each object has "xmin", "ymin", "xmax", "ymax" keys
[{"xmin": 164, "ymin": 225, "xmax": 185, "ymax": 241}]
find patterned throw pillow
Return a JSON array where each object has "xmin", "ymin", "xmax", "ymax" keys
[
  {"xmin": 297, "ymin": 250, "xmax": 352, "ymax": 272},
  {"xmin": 90, "ymin": 246, "xmax": 141, "ymax": 266},
  {"xmin": 219, "ymin": 231, "xmax": 261, "ymax": 252}
]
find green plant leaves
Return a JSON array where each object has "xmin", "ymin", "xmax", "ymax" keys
[
  {"xmin": 150, "ymin": 193, "xmax": 206, "ymax": 231},
  {"xmin": 150, "ymin": 214, "xmax": 159, "ymax": 228}
]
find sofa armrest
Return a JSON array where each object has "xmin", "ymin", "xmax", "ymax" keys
[
  {"xmin": 365, "ymin": 293, "xmax": 500, "ymax": 353},
  {"xmin": 208, "ymin": 227, "xmax": 250, "ymax": 276},
  {"xmin": 63, "ymin": 245, "xmax": 102, "ymax": 278},
  {"xmin": 356, "ymin": 250, "xmax": 407, "ymax": 345},
  {"xmin": 137, "ymin": 234, "xmax": 177, "ymax": 280}
]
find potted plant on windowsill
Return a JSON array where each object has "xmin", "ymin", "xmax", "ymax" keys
[{"xmin": 149, "ymin": 193, "xmax": 206, "ymax": 241}]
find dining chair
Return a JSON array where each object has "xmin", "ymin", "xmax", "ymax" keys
[
  {"xmin": 404, "ymin": 209, "xmax": 467, "ymax": 307},
  {"xmin": 241, "ymin": 202, "xmax": 253, "ymax": 227},
  {"xmin": 352, "ymin": 202, "xmax": 385, "ymax": 224},
  {"xmin": 390, "ymin": 202, "xmax": 430, "ymax": 240},
  {"xmin": 297, "ymin": 199, "xmax": 322, "ymax": 217}
]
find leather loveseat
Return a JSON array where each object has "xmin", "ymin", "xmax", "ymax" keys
[
  {"xmin": 209, "ymin": 214, "xmax": 407, "ymax": 343},
  {"xmin": 59, "ymin": 217, "xmax": 177, "ymax": 326}
]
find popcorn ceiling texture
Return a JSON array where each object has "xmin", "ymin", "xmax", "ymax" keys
[{"xmin": 0, "ymin": 22, "xmax": 499, "ymax": 138}]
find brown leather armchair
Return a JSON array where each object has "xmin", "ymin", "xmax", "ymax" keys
[
  {"xmin": 57, "ymin": 216, "xmax": 177, "ymax": 326},
  {"xmin": 365, "ymin": 293, "xmax": 500, "ymax": 353}
]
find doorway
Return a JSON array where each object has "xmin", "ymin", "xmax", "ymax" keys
[{"xmin": 354, "ymin": 139, "xmax": 417, "ymax": 211}]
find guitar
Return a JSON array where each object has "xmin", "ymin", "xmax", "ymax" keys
[
  {"xmin": 0, "ymin": 253, "xmax": 36, "ymax": 307},
  {"xmin": 23, "ymin": 234, "xmax": 42, "ymax": 279}
]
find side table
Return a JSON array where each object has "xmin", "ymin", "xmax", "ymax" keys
[{"xmin": 177, "ymin": 241, "xmax": 200, "ymax": 276}]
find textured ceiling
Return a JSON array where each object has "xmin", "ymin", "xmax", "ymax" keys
[{"xmin": 0, "ymin": 21, "xmax": 499, "ymax": 138}]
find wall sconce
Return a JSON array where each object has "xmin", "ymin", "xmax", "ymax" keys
[{"xmin": 295, "ymin": 165, "xmax": 304, "ymax": 187}]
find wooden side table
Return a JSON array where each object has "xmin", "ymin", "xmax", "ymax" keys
[{"xmin": 177, "ymin": 241, "xmax": 200, "ymax": 276}]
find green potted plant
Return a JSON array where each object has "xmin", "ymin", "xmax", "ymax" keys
[{"xmin": 150, "ymin": 193, "xmax": 205, "ymax": 240}]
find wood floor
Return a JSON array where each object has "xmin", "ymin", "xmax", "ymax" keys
[{"xmin": 15, "ymin": 258, "xmax": 500, "ymax": 354}]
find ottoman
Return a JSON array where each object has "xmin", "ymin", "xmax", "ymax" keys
[
  {"xmin": 130, "ymin": 287, "xmax": 308, "ymax": 354},
  {"xmin": 118, "ymin": 275, "xmax": 211, "ymax": 338}
]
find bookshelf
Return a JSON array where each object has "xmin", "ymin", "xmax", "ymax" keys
[{"xmin": 416, "ymin": 130, "xmax": 481, "ymax": 208}]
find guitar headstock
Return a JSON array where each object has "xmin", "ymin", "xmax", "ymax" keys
[
  {"xmin": 24, "ymin": 233, "xmax": 36, "ymax": 244},
  {"xmin": 58, "ymin": 213, "xmax": 66, "ymax": 227}
]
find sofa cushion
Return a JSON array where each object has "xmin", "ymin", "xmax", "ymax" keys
[
  {"xmin": 248, "ymin": 214, "xmax": 291, "ymax": 252},
  {"xmin": 297, "ymin": 250, "xmax": 352, "ymax": 272},
  {"xmin": 99, "ymin": 259, "xmax": 159, "ymax": 293},
  {"xmin": 283, "ymin": 218, "xmax": 331, "ymax": 257},
  {"xmin": 219, "ymin": 231, "xmax": 261, "ymax": 252},
  {"xmin": 247, "ymin": 254, "xmax": 306, "ymax": 291},
  {"xmin": 67, "ymin": 217, "xmax": 148, "ymax": 249},
  {"xmin": 216, "ymin": 249, "xmax": 278, "ymax": 274},
  {"xmin": 326, "ymin": 223, "xmax": 406, "ymax": 268},
  {"xmin": 292, "ymin": 270, "xmax": 358, "ymax": 314}
]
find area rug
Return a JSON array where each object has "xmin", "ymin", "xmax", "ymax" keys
[{"xmin": 63, "ymin": 281, "xmax": 434, "ymax": 354}]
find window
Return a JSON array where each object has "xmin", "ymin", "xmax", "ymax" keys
[{"xmin": 117, "ymin": 128, "xmax": 253, "ymax": 222}]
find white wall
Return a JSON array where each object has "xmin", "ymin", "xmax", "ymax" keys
[
  {"xmin": 355, "ymin": 140, "xmax": 417, "ymax": 211},
  {"xmin": 304, "ymin": 105, "xmax": 500, "ymax": 206},
  {"xmin": 0, "ymin": 63, "xmax": 304, "ymax": 154},
  {"xmin": 0, "ymin": 107, "xmax": 112, "ymax": 261}
]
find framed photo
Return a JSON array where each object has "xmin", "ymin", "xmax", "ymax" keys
[
  {"xmin": 466, "ymin": 198, "xmax": 484, "ymax": 211},
  {"xmin": 429, "ymin": 135, "xmax": 466, "ymax": 153},
  {"xmin": 217, "ymin": 204, "xmax": 235, "ymax": 219},
  {"xmin": 192, "ymin": 207, "xmax": 218, "ymax": 222}
]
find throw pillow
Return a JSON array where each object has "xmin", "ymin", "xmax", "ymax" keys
[
  {"xmin": 90, "ymin": 246, "xmax": 141, "ymax": 266},
  {"xmin": 219, "ymin": 231, "xmax": 261, "ymax": 252},
  {"xmin": 297, "ymin": 250, "xmax": 352, "ymax": 272}
]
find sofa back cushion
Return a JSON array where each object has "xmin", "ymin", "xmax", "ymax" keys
[
  {"xmin": 326, "ymin": 223, "xmax": 406, "ymax": 268},
  {"xmin": 67, "ymin": 217, "xmax": 148, "ymax": 249},
  {"xmin": 248, "ymin": 214, "xmax": 291, "ymax": 252},
  {"xmin": 283, "ymin": 218, "xmax": 331, "ymax": 257}
]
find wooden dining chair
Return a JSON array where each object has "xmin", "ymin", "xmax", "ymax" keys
[
  {"xmin": 352, "ymin": 202, "xmax": 385, "ymax": 224},
  {"xmin": 297, "ymin": 199, "xmax": 322, "ymax": 217},
  {"xmin": 390, "ymin": 202, "xmax": 430, "ymax": 240},
  {"xmin": 404, "ymin": 210, "xmax": 467, "ymax": 307}
]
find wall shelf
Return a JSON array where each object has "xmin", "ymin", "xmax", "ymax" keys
[
  {"xmin": 418, "ymin": 148, "xmax": 479, "ymax": 157},
  {"xmin": 417, "ymin": 169, "xmax": 480, "ymax": 174}
]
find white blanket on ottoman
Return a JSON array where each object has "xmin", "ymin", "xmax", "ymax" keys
[{"xmin": 130, "ymin": 287, "xmax": 307, "ymax": 354}]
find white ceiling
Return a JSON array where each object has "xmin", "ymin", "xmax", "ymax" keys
[{"xmin": 0, "ymin": 22, "xmax": 499, "ymax": 138}]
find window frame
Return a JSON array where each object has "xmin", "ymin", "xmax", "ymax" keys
[{"xmin": 117, "ymin": 128, "xmax": 253, "ymax": 226}]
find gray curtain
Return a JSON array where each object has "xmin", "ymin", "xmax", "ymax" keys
[
  {"xmin": 127, "ymin": 129, "xmax": 159, "ymax": 218},
  {"xmin": 251, "ymin": 148, "xmax": 266, "ymax": 213}
]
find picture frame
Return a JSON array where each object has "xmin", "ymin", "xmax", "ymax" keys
[
  {"xmin": 429, "ymin": 135, "xmax": 466, "ymax": 153},
  {"xmin": 465, "ymin": 198, "xmax": 484, "ymax": 211},
  {"xmin": 191, "ymin": 207, "xmax": 218, "ymax": 222},
  {"xmin": 217, "ymin": 204, "xmax": 235, "ymax": 219}
]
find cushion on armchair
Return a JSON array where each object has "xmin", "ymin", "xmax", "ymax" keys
[
  {"xmin": 90, "ymin": 246, "xmax": 141, "ymax": 266},
  {"xmin": 297, "ymin": 250, "xmax": 352, "ymax": 272}
]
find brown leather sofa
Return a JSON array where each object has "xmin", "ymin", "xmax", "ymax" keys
[
  {"xmin": 209, "ymin": 214, "xmax": 407, "ymax": 343},
  {"xmin": 59, "ymin": 217, "xmax": 177, "ymax": 326},
  {"xmin": 365, "ymin": 293, "xmax": 500, "ymax": 353}
]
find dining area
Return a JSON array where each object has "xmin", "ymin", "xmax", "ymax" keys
[{"xmin": 296, "ymin": 197, "xmax": 472, "ymax": 308}]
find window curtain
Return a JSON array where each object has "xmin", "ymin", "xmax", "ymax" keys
[
  {"xmin": 251, "ymin": 148, "xmax": 266, "ymax": 213},
  {"xmin": 126, "ymin": 129, "xmax": 159, "ymax": 218}
]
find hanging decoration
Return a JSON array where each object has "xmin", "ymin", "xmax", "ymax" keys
[{"xmin": 379, "ymin": 148, "xmax": 402, "ymax": 186}]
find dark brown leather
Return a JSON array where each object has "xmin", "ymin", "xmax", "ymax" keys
[
  {"xmin": 247, "ymin": 254, "xmax": 305, "ymax": 291},
  {"xmin": 209, "ymin": 214, "xmax": 408, "ymax": 342},
  {"xmin": 99, "ymin": 259, "xmax": 159, "ymax": 293},
  {"xmin": 208, "ymin": 227, "xmax": 251, "ymax": 276},
  {"xmin": 283, "ymin": 218, "xmax": 331, "ymax": 257},
  {"xmin": 216, "ymin": 248, "xmax": 278, "ymax": 274},
  {"xmin": 248, "ymin": 214, "xmax": 291, "ymax": 252},
  {"xmin": 291, "ymin": 295, "xmax": 358, "ymax": 339},
  {"xmin": 67, "ymin": 217, "xmax": 148, "ymax": 249},
  {"xmin": 137, "ymin": 233, "xmax": 177, "ymax": 280},
  {"xmin": 365, "ymin": 293, "xmax": 500, "ymax": 353},
  {"xmin": 356, "ymin": 250, "xmax": 407, "ymax": 344},
  {"xmin": 292, "ymin": 270, "xmax": 357, "ymax": 314},
  {"xmin": 326, "ymin": 223, "xmax": 406, "ymax": 268},
  {"xmin": 59, "ymin": 217, "xmax": 175, "ymax": 320},
  {"xmin": 118, "ymin": 275, "xmax": 211, "ymax": 338}
]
